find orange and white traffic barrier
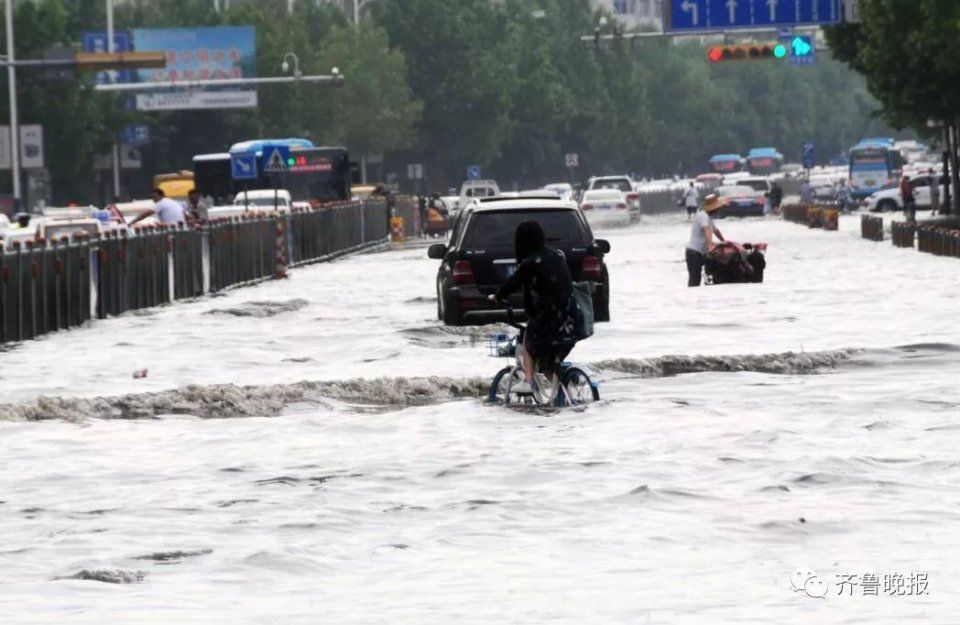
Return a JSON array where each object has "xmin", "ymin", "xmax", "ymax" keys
[
  {"xmin": 391, "ymin": 216, "xmax": 405, "ymax": 243},
  {"xmin": 275, "ymin": 218, "xmax": 288, "ymax": 279}
]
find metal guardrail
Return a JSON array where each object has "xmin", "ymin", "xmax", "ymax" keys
[
  {"xmin": 1, "ymin": 236, "xmax": 92, "ymax": 343},
  {"xmin": 1, "ymin": 200, "xmax": 389, "ymax": 345}
]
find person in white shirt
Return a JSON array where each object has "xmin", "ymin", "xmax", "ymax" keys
[
  {"xmin": 683, "ymin": 182, "xmax": 700, "ymax": 220},
  {"xmin": 685, "ymin": 194, "xmax": 725, "ymax": 287},
  {"xmin": 129, "ymin": 188, "xmax": 189, "ymax": 226}
]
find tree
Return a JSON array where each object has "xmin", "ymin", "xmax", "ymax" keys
[{"xmin": 825, "ymin": 0, "xmax": 960, "ymax": 210}]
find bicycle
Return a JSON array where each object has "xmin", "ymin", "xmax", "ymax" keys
[{"xmin": 486, "ymin": 303, "xmax": 599, "ymax": 406}]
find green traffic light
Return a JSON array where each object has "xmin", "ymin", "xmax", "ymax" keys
[
  {"xmin": 773, "ymin": 44, "xmax": 787, "ymax": 59},
  {"xmin": 287, "ymin": 157, "xmax": 296, "ymax": 166}
]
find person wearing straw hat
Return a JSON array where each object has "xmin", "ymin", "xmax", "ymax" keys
[{"xmin": 685, "ymin": 193, "xmax": 725, "ymax": 287}]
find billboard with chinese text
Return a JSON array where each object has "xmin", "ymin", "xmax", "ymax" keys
[{"xmin": 130, "ymin": 26, "xmax": 256, "ymax": 111}]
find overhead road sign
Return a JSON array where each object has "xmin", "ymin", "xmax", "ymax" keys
[
  {"xmin": 663, "ymin": 0, "xmax": 842, "ymax": 33},
  {"xmin": 786, "ymin": 34, "xmax": 815, "ymax": 65},
  {"xmin": 262, "ymin": 144, "xmax": 291, "ymax": 174},
  {"xmin": 231, "ymin": 152, "xmax": 258, "ymax": 180}
]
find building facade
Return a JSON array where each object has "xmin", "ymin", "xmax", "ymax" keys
[{"xmin": 591, "ymin": 0, "xmax": 663, "ymax": 30}]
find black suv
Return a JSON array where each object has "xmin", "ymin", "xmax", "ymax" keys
[{"xmin": 427, "ymin": 197, "xmax": 611, "ymax": 326}]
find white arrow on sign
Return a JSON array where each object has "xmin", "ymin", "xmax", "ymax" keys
[
  {"xmin": 767, "ymin": 0, "xmax": 778, "ymax": 21},
  {"xmin": 680, "ymin": 0, "xmax": 699, "ymax": 26},
  {"xmin": 726, "ymin": 0, "xmax": 738, "ymax": 23},
  {"xmin": 237, "ymin": 158, "xmax": 252, "ymax": 173}
]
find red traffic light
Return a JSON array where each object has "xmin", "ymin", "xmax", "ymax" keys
[{"xmin": 707, "ymin": 44, "xmax": 785, "ymax": 63}]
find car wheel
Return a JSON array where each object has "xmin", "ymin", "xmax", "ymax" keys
[
  {"xmin": 594, "ymin": 269, "xmax": 610, "ymax": 322},
  {"xmin": 878, "ymin": 199, "xmax": 898, "ymax": 212},
  {"xmin": 441, "ymin": 288, "xmax": 463, "ymax": 326},
  {"xmin": 436, "ymin": 283, "xmax": 443, "ymax": 321}
]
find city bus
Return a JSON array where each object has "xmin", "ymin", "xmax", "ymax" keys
[
  {"xmin": 848, "ymin": 138, "xmax": 905, "ymax": 199},
  {"xmin": 192, "ymin": 138, "xmax": 352, "ymax": 206},
  {"xmin": 708, "ymin": 154, "xmax": 744, "ymax": 174},
  {"xmin": 745, "ymin": 148, "xmax": 784, "ymax": 176}
]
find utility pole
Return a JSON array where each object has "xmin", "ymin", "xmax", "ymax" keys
[
  {"xmin": 107, "ymin": 0, "xmax": 121, "ymax": 201},
  {"xmin": 5, "ymin": 0, "xmax": 21, "ymax": 210}
]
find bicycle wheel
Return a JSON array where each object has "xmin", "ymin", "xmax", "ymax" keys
[
  {"xmin": 532, "ymin": 370, "xmax": 561, "ymax": 406},
  {"xmin": 489, "ymin": 366, "xmax": 519, "ymax": 403},
  {"xmin": 557, "ymin": 366, "xmax": 600, "ymax": 406}
]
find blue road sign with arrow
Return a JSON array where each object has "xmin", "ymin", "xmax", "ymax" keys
[
  {"xmin": 231, "ymin": 152, "xmax": 258, "ymax": 180},
  {"xmin": 801, "ymin": 141, "xmax": 816, "ymax": 169},
  {"xmin": 663, "ymin": 0, "xmax": 841, "ymax": 33},
  {"xmin": 467, "ymin": 165, "xmax": 481, "ymax": 181}
]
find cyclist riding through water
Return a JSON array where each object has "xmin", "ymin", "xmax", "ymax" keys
[{"xmin": 488, "ymin": 220, "xmax": 584, "ymax": 394}]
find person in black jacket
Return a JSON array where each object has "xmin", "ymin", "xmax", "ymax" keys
[{"xmin": 488, "ymin": 220, "xmax": 583, "ymax": 393}]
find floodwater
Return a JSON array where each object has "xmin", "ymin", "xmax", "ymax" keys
[{"xmin": 1, "ymin": 215, "xmax": 959, "ymax": 624}]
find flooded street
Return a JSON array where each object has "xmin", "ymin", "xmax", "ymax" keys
[{"xmin": 2, "ymin": 215, "xmax": 959, "ymax": 623}]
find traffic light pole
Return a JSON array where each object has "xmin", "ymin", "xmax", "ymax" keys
[{"xmin": 5, "ymin": 0, "xmax": 21, "ymax": 211}]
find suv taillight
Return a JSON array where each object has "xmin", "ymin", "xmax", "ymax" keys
[
  {"xmin": 453, "ymin": 260, "xmax": 475, "ymax": 284},
  {"xmin": 581, "ymin": 256, "xmax": 602, "ymax": 281},
  {"xmin": 626, "ymin": 193, "xmax": 639, "ymax": 202},
  {"xmin": 616, "ymin": 202, "xmax": 627, "ymax": 209},
  {"xmin": 581, "ymin": 203, "xmax": 594, "ymax": 210}
]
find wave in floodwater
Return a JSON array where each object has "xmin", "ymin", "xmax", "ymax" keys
[
  {"xmin": 205, "ymin": 299, "xmax": 310, "ymax": 318},
  {"xmin": 594, "ymin": 349, "xmax": 856, "ymax": 377},
  {"xmin": 54, "ymin": 569, "xmax": 146, "ymax": 584},
  {"xmin": 0, "ymin": 349, "xmax": 859, "ymax": 422}
]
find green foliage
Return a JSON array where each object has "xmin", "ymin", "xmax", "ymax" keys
[
  {"xmin": 825, "ymin": 0, "xmax": 960, "ymax": 130},
  {"xmin": 0, "ymin": 0, "xmax": 899, "ymax": 204}
]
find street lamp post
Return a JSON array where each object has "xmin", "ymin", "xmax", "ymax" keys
[
  {"xmin": 5, "ymin": 0, "xmax": 21, "ymax": 210},
  {"xmin": 107, "ymin": 0, "xmax": 121, "ymax": 201}
]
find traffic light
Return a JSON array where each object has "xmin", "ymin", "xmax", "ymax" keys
[
  {"xmin": 74, "ymin": 51, "xmax": 166, "ymax": 71},
  {"xmin": 707, "ymin": 43, "xmax": 788, "ymax": 63}
]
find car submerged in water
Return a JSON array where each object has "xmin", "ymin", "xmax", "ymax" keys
[{"xmin": 428, "ymin": 196, "xmax": 611, "ymax": 326}]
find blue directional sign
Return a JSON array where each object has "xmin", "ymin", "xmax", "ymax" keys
[
  {"xmin": 82, "ymin": 31, "xmax": 132, "ymax": 84},
  {"xmin": 663, "ymin": 0, "xmax": 842, "ymax": 32},
  {"xmin": 787, "ymin": 34, "xmax": 815, "ymax": 65},
  {"xmin": 801, "ymin": 141, "xmax": 816, "ymax": 169},
  {"xmin": 122, "ymin": 124, "xmax": 150, "ymax": 146},
  {"xmin": 467, "ymin": 165, "xmax": 481, "ymax": 181},
  {"xmin": 231, "ymin": 152, "xmax": 258, "ymax": 180}
]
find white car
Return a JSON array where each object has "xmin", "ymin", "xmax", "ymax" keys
[
  {"xmin": 541, "ymin": 183, "xmax": 574, "ymax": 202},
  {"xmin": 863, "ymin": 174, "xmax": 944, "ymax": 212},
  {"xmin": 587, "ymin": 175, "xmax": 640, "ymax": 220},
  {"xmin": 579, "ymin": 189, "xmax": 632, "ymax": 227},
  {"xmin": 233, "ymin": 189, "xmax": 292, "ymax": 211}
]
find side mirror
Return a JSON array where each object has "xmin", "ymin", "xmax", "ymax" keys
[
  {"xmin": 594, "ymin": 239, "xmax": 611, "ymax": 254},
  {"xmin": 427, "ymin": 243, "xmax": 447, "ymax": 259}
]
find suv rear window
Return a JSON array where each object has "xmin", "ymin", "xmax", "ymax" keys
[
  {"xmin": 461, "ymin": 210, "xmax": 588, "ymax": 249},
  {"xmin": 740, "ymin": 180, "xmax": 770, "ymax": 192}
]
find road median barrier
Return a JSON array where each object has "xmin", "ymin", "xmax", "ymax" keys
[
  {"xmin": 861, "ymin": 215, "xmax": 883, "ymax": 241},
  {"xmin": 2, "ymin": 200, "xmax": 389, "ymax": 346},
  {"xmin": 917, "ymin": 225, "xmax": 960, "ymax": 257},
  {"xmin": 891, "ymin": 221, "xmax": 916, "ymax": 248},
  {"xmin": 782, "ymin": 204, "xmax": 807, "ymax": 224}
]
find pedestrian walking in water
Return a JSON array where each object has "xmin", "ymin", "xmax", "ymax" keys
[
  {"xmin": 683, "ymin": 182, "xmax": 699, "ymax": 221},
  {"xmin": 928, "ymin": 168, "xmax": 941, "ymax": 216},
  {"xmin": 685, "ymin": 194, "xmax": 725, "ymax": 287},
  {"xmin": 900, "ymin": 175, "xmax": 916, "ymax": 223},
  {"xmin": 768, "ymin": 181, "xmax": 783, "ymax": 215}
]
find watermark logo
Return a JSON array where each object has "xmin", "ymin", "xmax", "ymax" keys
[
  {"xmin": 791, "ymin": 567, "xmax": 828, "ymax": 598},
  {"xmin": 792, "ymin": 568, "xmax": 930, "ymax": 599}
]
